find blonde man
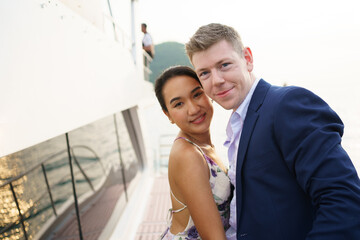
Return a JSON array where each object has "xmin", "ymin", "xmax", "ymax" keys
[{"xmin": 186, "ymin": 23, "xmax": 360, "ymax": 240}]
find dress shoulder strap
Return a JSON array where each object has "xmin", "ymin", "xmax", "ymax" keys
[
  {"xmin": 174, "ymin": 137, "xmax": 206, "ymax": 159},
  {"xmin": 169, "ymin": 137, "xmax": 208, "ymax": 214},
  {"xmin": 170, "ymin": 189, "xmax": 187, "ymax": 213}
]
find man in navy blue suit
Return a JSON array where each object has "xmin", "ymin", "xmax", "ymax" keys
[{"xmin": 186, "ymin": 23, "xmax": 360, "ymax": 240}]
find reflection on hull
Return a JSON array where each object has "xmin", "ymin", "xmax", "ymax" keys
[{"xmin": 0, "ymin": 111, "xmax": 142, "ymax": 240}]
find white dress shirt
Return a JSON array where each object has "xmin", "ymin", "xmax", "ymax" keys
[
  {"xmin": 224, "ymin": 78, "xmax": 260, "ymax": 240},
  {"xmin": 142, "ymin": 32, "xmax": 153, "ymax": 47}
]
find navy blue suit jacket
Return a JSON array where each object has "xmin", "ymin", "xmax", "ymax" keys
[{"xmin": 236, "ymin": 79, "xmax": 360, "ymax": 239}]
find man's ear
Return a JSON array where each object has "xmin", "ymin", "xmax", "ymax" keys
[
  {"xmin": 163, "ymin": 109, "xmax": 174, "ymax": 124},
  {"xmin": 244, "ymin": 47, "xmax": 254, "ymax": 72}
]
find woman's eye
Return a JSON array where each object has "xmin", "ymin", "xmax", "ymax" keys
[
  {"xmin": 194, "ymin": 91, "xmax": 203, "ymax": 98},
  {"xmin": 174, "ymin": 102, "xmax": 183, "ymax": 108}
]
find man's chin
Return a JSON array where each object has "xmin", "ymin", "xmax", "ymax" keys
[{"xmin": 216, "ymin": 101, "xmax": 235, "ymax": 111}]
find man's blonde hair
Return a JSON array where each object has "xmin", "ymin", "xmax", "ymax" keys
[{"xmin": 185, "ymin": 23, "xmax": 244, "ymax": 61}]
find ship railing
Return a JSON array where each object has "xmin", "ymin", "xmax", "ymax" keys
[
  {"xmin": 155, "ymin": 134, "xmax": 176, "ymax": 173},
  {"xmin": 102, "ymin": 13, "xmax": 132, "ymax": 51},
  {"xmin": 103, "ymin": 12, "xmax": 153, "ymax": 82},
  {"xmin": 143, "ymin": 50, "xmax": 153, "ymax": 82},
  {"xmin": 0, "ymin": 140, "xmax": 104, "ymax": 240}
]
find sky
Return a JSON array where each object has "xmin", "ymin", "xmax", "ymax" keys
[
  {"xmin": 138, "ymin": 0, "xmax": 360, "ymax": 168},
  {"xmin": 137, "ymin": 0, "xmax": 360, "ymax": 99},
  {"xmin": 138, "ymin": 0, "xmax": 359, "ymax": 44}
]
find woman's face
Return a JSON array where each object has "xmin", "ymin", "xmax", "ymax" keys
[{"xmin": 162, "ymin": 75, "xmax": 213, "ymax": 135}]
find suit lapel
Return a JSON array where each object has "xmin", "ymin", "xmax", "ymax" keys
[{"xmin": 236, "ymin": 79, "xmax": 271, "ymax": 223}]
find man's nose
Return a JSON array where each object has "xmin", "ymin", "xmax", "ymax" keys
[{"xmin": 211, "ymin": 70, "xmax": 225, "ymax": 85}]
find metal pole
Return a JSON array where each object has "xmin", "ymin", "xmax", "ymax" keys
[
  {"xmin": 41, "ymin": 164, "xmax": 57, "ymax": 216},
  {"xmin": 130, "ymin": 0, "xmax": 137, "ymax": 64},
  {"xmin": 71, "ymin": 148, "xmax": 95, "ymax": 192},
  {"xmin": 106, "ymin": 0, "xmax": 118, "ymax": 42},
  {"xmin": 9, "ymin": 182, "xmax": 28, "ymax": 240},
  {"xmin": 65, "ymin": 133, "xmax": 83, "ymax": 240},
  {"xmin": 113, "ymin": 113, "xmax": 128, "ymax": 201}
]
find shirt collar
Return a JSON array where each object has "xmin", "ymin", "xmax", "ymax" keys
[
  {"xmin": 234, "ymin": 78, "xmax": 260, "ymax": 120},
  {"xmin": 225, "ymin": 78, "xmax": 260, "ymax": 142}
]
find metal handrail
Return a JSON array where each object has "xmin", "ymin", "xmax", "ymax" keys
[
  {"xmin": 113, "ymin": 113, "xmax": 128, "ymax": 201},
  {"xmin": 143, "ymin": 50, "xmax": 153, "ymax": 63},
  {"xmin": 71, "ymin": 148, "xmax": 94, "ymax": 192},
  {"xmin": 0, "ymin": 180, "xmax": 58, "ymax": 236},
  {"xmin": 103, "ymin": 8, "xmax": 153, "ymax": 82},
  {"xmin": 143, "ymin": 51, "xmax": 153, "ymax": 82},
  {"xmin": 0, "ymin": 150, "xmax": 66, "ymax": 189},
  {"xmin": 10, "ymin": 182, "xmax": 28, "ymax": 240},
  {"xmin": 103, "ymin": 13, "xmax": 132, "ymax": 49},
  {"xmin": 0, "ymin": 144, "xmax": 104, "ymax": 239},
  {"xmin": 42, "ymin": 163, "xmax": 57, "ymax": 216},
  {"xmin": 66, "ymin": 133, "xmax": 83, "ymax": 240},
  {"xmin": 0, "ymin": 145, "xmax": 103, "ymax": 189},
  {"xmin": 155, "ymin": 134, "xmax": 176, "ymax": 172}
]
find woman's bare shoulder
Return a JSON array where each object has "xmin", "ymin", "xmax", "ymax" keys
[
  {"xmin": 170, "ymin": 138, "xmax": 205, "ymax": 164},
  {"xmin": 168, "ymin": 138, "xmax": 208, "ymax": 180}
]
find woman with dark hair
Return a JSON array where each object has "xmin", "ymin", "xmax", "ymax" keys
[{"xmin": 155, "ymin": 66, "xmax": 231, "ymax": 239}]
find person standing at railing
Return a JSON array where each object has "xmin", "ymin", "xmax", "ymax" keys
[{"xmin": 141, "ymin": 23, "xmax": 155, "ymax": 59}]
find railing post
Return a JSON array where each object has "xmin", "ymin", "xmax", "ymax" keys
[
  {"xmin": 106, "ymin": 0, "xmax": 117, "ymax": 42},
  {"xmin": 71, "ymin": 148, "xmax": 95, "ymax": 192},
  {"xmin": 130, "ymin": 0, "xmax": 137, "ymax": 64},
  {"xmin": 9, "ymin": 182, "xmax": 28, "ymax": 240},
  {"xmin": 41, "ymin": 164, "xmax": 57, "ymax": 216},
  {"xmin": 65, "ymin": 133, "xmax": 84, "ymax": 240},
  {"xmin": 113, "ymin": 113, "xmax": 128, "ymax": 201}
]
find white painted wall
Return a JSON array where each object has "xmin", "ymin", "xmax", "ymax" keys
[{"xmin": 0, "ymin": 0, "xmax": 153, "ymax": 157}]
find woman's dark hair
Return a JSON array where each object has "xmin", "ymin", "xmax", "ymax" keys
[{"xmin": 154, "ymin": 65, "xmax": 201, "ymax": 112}]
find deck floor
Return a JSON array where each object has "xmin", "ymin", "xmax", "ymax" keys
[
  {"xmin": 47, "ymin": 183, "xmax": 124, "ymax": 240},
  {"xmin": 134, "ymin": 174, "xmax": 171, "ymax": 240},
  {"xmin": 44, "ymin": 172, "xmax": 170, "ymax": 240}
]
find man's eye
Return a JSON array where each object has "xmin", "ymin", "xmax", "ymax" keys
[
  {"xmin": 199, "ymin": 71, "xmax": 209, "ymax": 77},
  {"xmin": 222, "ymin": 63, "xmax": 230, "ymax": 68}
]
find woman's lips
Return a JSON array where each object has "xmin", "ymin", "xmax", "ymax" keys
[{"xmin": 191, "ymin": 113, "xmax": 206, "ymax": 124}]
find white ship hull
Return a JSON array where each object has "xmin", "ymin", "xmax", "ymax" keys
[{"xmin": 0, "ymin": 0, "xmax": 155, "ymax": 239}]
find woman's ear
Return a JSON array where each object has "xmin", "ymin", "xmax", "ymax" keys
[{"xmin": 163, "ymin": 109, "xmax": 174, "ymax": 124}]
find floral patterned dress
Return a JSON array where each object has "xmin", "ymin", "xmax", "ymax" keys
[{"xmin": 160, "ymin": 137, "xmax": 232, "ymax": 240}]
